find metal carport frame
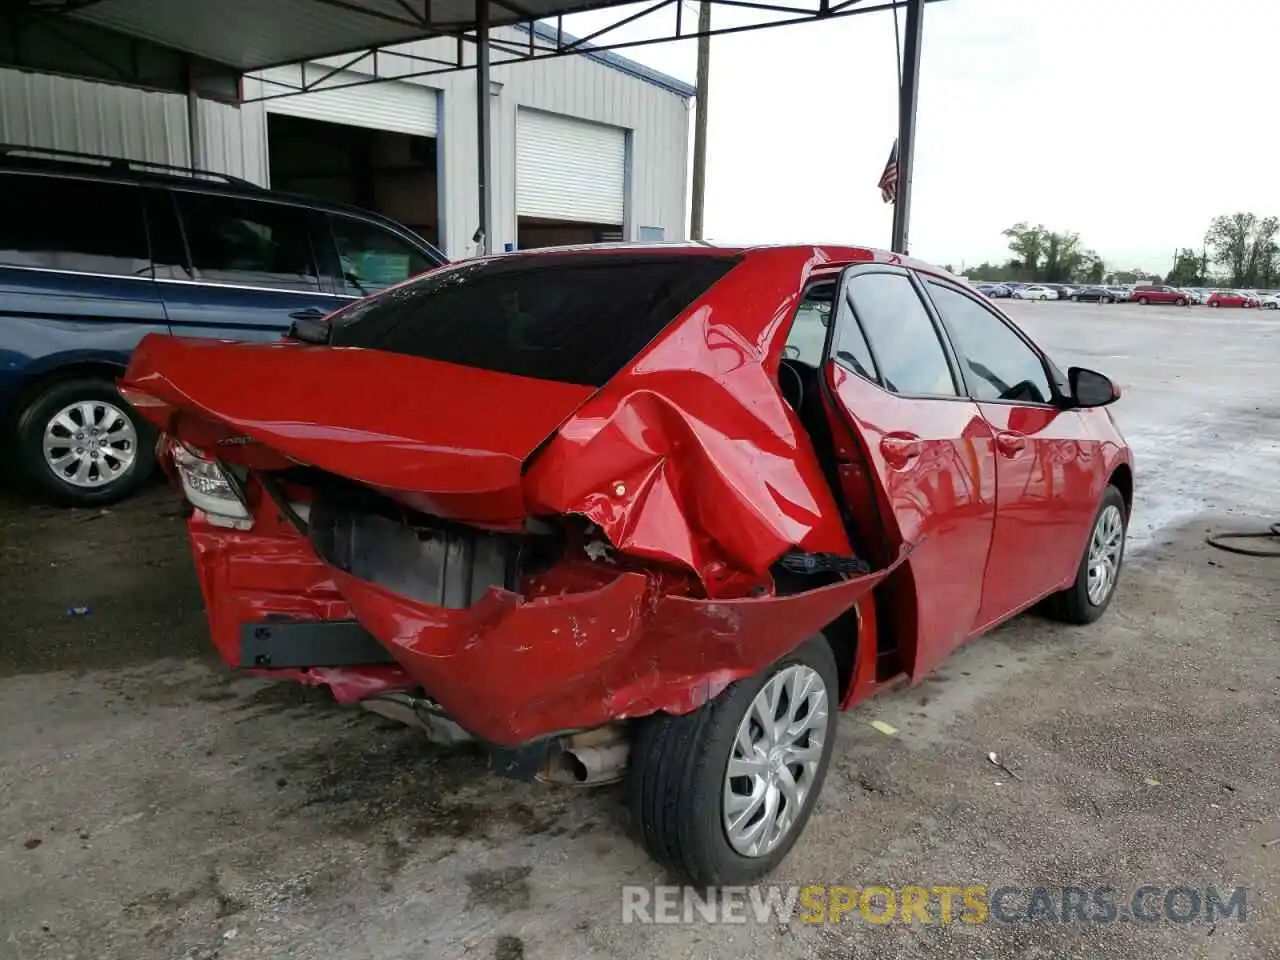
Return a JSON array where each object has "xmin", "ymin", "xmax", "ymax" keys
[{"xmin": 11, "ymin": 0, "xmax": 938, "ymax": 253}]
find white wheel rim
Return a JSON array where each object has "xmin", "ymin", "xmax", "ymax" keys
[
  {"xmin": 1086, "ymin": 504, "xmax": 1125, "ymax": 605},
  {"xmin": 722, "ymin": 664, "xmax": 828, "ymax": 858},
  {"xmin": 42, "ymin": 400, "xmax": 138, "ymax": 488}
]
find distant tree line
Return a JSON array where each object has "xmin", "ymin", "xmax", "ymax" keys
[
  {"xmin": 1166, "ymin": 213, "xmax": 1279, "ymax": 288},
  {"xmin": 955, "ymin": 223, "xmax": 1107, "ymax": 285},
  {"xmin": 952, "ymin": 214, "xmax": 1280, "ymax": 290}
]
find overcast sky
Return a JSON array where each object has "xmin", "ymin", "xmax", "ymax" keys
[{"xmin": 561, "ymin": 0, "xmax": 1279, "ymax": 273}]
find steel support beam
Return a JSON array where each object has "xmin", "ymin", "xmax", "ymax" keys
[
  {"xmin": 889, "ymin": 0, "xmax": 923, "ymax": 255},
  {"xmin": 690, "ymin": 0, "xmax": 710, "ymax": 240},
  {"xmin": 475, "ymin": 0, "xmax": 493, "ymax": 255}
]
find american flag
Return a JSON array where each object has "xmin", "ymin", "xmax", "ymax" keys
[{"xmin": 878, "ymin": 140, "xmax": 899, "ymax": 204}]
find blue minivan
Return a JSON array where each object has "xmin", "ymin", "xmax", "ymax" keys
[{"xmin": 0, "ymin": 146, "xmax": 446, "ymax": 506}]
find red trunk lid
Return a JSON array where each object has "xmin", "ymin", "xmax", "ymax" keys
[{"xmin": 121, "ymin": 333, "xmax": 595, "ymax": 523}]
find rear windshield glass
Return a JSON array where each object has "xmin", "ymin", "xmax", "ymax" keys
[{"xmin": 326, "ymin": 252, "xmax": 740, "ymax": 387}]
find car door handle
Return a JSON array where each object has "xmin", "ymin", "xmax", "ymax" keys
[
  {"xmin": 996, "ymin": 431, "xmax": 1027, "ymax": 457},
  {"xmin": 880, "ymin": 433, "xmax": 922, "ymax": 468},
  {"xmin": 289, "ymin": 307, "xmax": 328, "ymax": 321}
]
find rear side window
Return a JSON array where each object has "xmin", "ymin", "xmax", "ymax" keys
[
  {"xmin": 0, "ymin": 174, "xmax": 149, "ymax": 276},
  {"xmin": 328, "ymin": 254, "xmax": 740, "ymax": 387},
  {"xmin": 845, "ymin": 272, "xmax": 957, "ymax": 396},
  {"xmin": 330, "ymin": 214, "xmax": 436, "ymax": 295},
  {"xmin": 173, "ymin": 192, "xmax": 319, "ymax": 290}
]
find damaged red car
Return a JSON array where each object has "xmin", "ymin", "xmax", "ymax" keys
[{"xmin": 120, "ymin": 244, "xmax": 1133, "ymax": 886}]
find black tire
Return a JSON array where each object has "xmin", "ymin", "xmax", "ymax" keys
[
  {"xmin": 1176, "ymin": 298, "xmax": 1187, "ymax": 306},
  {"xmin": 1045, "ymin": 485, "xmax": 1127, "ymax": 625},
  {"xmin": 1138, "ymin": 296, "xmax": 1149, "ymax": 305},
  {"xmin": 627, "ymin": 634, "xmax": 839, "ymax": 886},
  {"xmin": 1210, "ymin": 301, "xmax": 1219, "ymax": 307},
  {"xmin": 1070, "ymin": 294, "xmax": 1079, "ymax": 301},
  {"xmin": 11, "ymin": 377, "xmax": 156, "ymax": 507}
]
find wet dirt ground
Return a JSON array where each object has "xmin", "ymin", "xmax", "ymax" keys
[{"xmin": 1, "ymin": 301, "xmax": 1278, "ymax": 960}]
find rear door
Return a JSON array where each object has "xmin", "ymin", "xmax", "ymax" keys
[
  {"xmin": 920, "ymin": 277, "xmax": 1099, "ymax": 627},
  {"xmin": 148, "ymin": 187, "xmax": 346, "ymax": 342},
  {"xmin": 0, "ymin": 172, "xmax": 168, "ymax": 408},
  {"xmin": 821, "ymin": 264, "xmax": 998, "ymax": 679}
]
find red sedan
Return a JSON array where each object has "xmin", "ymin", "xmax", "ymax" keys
[
  {"xmin": 120, "ymin": 245, "xmax": 1133, "ymax": 885},
  {"xmin": 1129, "ymin": 284, "xmax": 1189, "ymax": 305},
  {"xmin": 1208, "ymin": 291, "xmax": 1257, "ymax": 308}
]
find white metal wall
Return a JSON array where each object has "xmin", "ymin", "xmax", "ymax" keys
[
  {"xmin": 0, "ymin": 68, "xmax": 190, "ymax": 166},
  {"xmin": 257, "ymin": 64, "xmax": 438, "ymax": 136},
  {"xmin": 274, "ymin": 26, "xmax": 691, "ymax": 256},
  {"xmin": 450, "ymin": 27, "xmax": 690, "ymax": 256},
  {"xmin": 0, "ymin": 29, "xmax": 691, "ymax": 259}
]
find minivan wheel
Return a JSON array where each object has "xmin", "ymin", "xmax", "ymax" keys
[
  {"xmin": 12, "ymin": 378, "xmax": 156, "ymax": 507},
  {"xmin": 628, "ymin": 634, "xmax": 838, "ymax": 886}
]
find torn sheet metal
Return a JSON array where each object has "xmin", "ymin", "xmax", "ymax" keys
[{"xmin": 327, "ymin": 544, "xmax": 910, "ymax": 745}]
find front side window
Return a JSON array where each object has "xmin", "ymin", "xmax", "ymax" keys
[
  {"xmin": 927, "ymin": 281, "xmax": 1053, "ymax": 404},
  {"xmin": 328, "ymin": 253, "xmax": 739, "ymax": 387},
  {"xmin": 330, "ymin": 215, "xmax": 436, "ymax": 295},
  {"xmin": 0, "ymin": 174, "xmax": 150, "ymax": 277},
  {"xmin": 174, "ymin": 192, "xmax": 319, "ymax": 290},
  {"xmin": 845, "ymin": 272, "xmax": 956, "ymax": 396}
]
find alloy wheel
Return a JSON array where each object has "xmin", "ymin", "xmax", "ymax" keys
[
  {"xmin": 42, "ymin": 400, "xmax": 138, "ymax": 489},
  {"xmin": 723, "ymin": 664, "xmax": 828, "ymax": 858},
  {"xmin": 1086, "ymin": 504, "xmax": 1125, "ymax": 606}
]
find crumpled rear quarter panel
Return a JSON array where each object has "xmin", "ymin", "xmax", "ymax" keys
[
  {"xmin": 332, "ymin": 551, "xmax": 904, "ymax": 745},
  {"xmin": 524, "ymin": 246, "xmax": 852, "ymax": 591}
]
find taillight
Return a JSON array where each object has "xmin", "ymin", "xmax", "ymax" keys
[{"xmin": 171, "ymin": 441, "xmax": 253, "ymax": 530}]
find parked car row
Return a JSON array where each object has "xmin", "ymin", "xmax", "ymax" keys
[
  {"xmin": 974, "ymin": 280, "xmax": 1280, "ymax": 309},
  {"xmin": 0, "ymin": 144, "xmax": 446, "ymax": 507},
  {"xmin": 975, "ymin": 282, "xmax": 1129, "ymax": 303}
]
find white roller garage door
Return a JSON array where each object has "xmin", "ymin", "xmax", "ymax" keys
[
  {"xmin": 516, "ymin": 109, "xmax": 626, "ymax": 224},
  {"xmin": 256, "ymin": 65, "xmax": 437, "ymax": 137}
]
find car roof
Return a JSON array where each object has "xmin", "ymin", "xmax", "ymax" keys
[
  {"xmin": 478, "ymin": 240, "xmax": 964, "ymax": 280},
  {"xmin": 0, "ymin": 147, "xmax": 436, "ymax": 248}
]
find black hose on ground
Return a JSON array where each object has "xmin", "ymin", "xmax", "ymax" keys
[{"xmin": 1205, "ymin": 522, "xmax": 1280, "ymax": 557}]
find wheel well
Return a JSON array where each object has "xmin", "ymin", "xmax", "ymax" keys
[
  {"xmin": 775, "ymin": 569, "xmax": 859, "ymax": 701},
  {"xmin": 820, "ymin": 605, "xmax": 859, "ymax": 701},
  {"xmin": 6, "ymin": 361, "xmax": 126, "ymax": 428},
  {"xmin": 1109, "ymin": 463, "xmax": 1133, "ymax": 516}
]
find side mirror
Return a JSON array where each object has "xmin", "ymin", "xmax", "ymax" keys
[{"xmin": 1068, "ymin": 366, "xmax": 1121, "ymax": 408}]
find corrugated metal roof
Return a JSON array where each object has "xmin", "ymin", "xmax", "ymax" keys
[
  {"xmin": 67, "ymin": 0, "xmax": 641, "ymax": 72},
  {"xmin": 515, "ymin": 23, "xmax": 695, "ymax": 99}
]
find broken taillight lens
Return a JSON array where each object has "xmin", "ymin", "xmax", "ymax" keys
[{"xmin": 171, "ymin": 440, "xmax": 252, "ymax": 529}]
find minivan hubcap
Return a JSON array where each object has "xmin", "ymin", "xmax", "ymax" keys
[
  {"xmin": 723, "ymin": 664, "xmax": 828, "ymax": 858},
  {"xmin": 43, "ymin": 401, "xmax": 137, "ymax": 488},
  {"xmin": 1086, "ymin": 504, "xmax": 1125, "ymax": 605}
]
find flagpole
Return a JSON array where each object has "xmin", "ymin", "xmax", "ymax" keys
[{"xmin": 890, "ymin": 0, "xmax": 925, "ymax": 255}]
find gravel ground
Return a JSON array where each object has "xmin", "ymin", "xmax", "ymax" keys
[{"xmin": 1, "ymin": 301, "xmax": 1278, "ymax": 960}]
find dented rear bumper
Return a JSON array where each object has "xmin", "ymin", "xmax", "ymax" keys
[{"xmin": 189, "ymin": 498, "xmax": 903, "ymax": 747}]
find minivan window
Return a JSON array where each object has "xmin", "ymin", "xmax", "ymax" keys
[
  {"xmin": 0, "ymin": 174, "xmax": 150, "ymax": 277},
  {"xmin": 328, "ymin": 254, "xmax": 740, "ymax": 387},
  {"xmin": 330, "ymin": 214, "xmax": 435, "ymax": 295},
  {"xmin": 173, "ymin": 192, "xmax": 319, "ymax": 291}
]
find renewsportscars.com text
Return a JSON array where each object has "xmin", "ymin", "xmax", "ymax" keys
[{"xmin": 621, "ymin": 884, "xmax": 1248, "ymax": 925}]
